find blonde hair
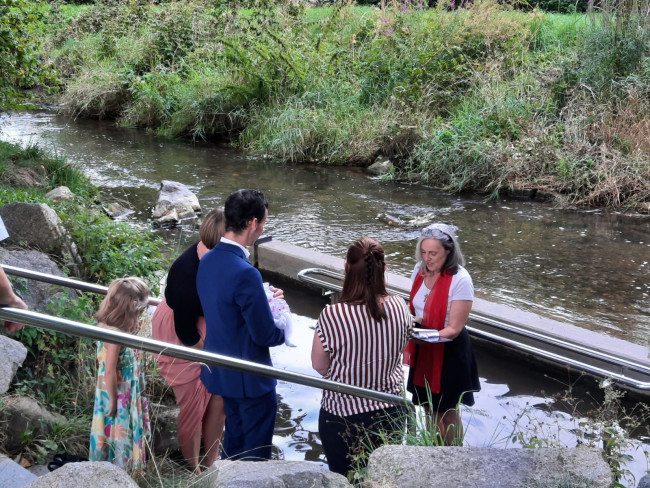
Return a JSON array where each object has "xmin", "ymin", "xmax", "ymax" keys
[{"xmin": 95, "ymin": 277, "xmax": 150, "ymax": 334}]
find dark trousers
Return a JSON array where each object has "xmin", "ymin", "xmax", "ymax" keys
[
  {"xmin": 221, "ymin": 389, "xmax": 278, "ymax": 461},
  {"xmin": 318, "ymin": 405, "xmax": 408, "ymax": 478}
]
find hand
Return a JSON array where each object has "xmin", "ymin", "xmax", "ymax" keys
[
  {"xmin": 269, "ymin": 285, "xmax": 284, "ymax": 300},
  {"xmin": 3, "ymin": 321, "xmax": 23, "ymax": 332},
  {"xmin": 107, "ymin": 396, "xmax": 117, "ymax": 417},
  {"xmin": 7, "ymin": 294, "xmax": 27, "ymax": 310},
  {"xmin": 2, "ymin": 294, "xmax": 28, "ymax": 332}
]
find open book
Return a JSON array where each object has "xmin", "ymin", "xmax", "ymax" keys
[{"xmin": 412, "ymin": 328, "xmax": 452, "ymax": 343}]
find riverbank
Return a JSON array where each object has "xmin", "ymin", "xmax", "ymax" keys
[
  {"xmin": 1, "ymin": 139, "xmax": 649, "ymax": 486},
  {"xmin": 27, "ymin": 0, "xmax": 650, "ymax": 213},
  {"xmin": 0, "ymin": 140, "xmax": 174, "ymax": 483}
]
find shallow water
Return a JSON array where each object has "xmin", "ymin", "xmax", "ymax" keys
[
  {"xmin": 2, "ymin": 111, "xmax": 649, "ymax": 485},
  {"xmin": 1, "ymin": 110, "xmax": 648, "ymax": 346}
]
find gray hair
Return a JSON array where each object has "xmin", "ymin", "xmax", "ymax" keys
[{"xmin": 415, "ymin": 223, "xmax": 465, "ymax": 275}]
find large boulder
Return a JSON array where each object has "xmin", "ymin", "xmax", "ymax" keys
[
  {"xmin": 0, "ymin": 248, "xmax": 78, "ymax": 314},
  {"xmin": 204, "ymin": 459, "xmax": 351, "ymax": 488},
  {"xmin": 1, "ymin": 164, "xmax": 46, "ymax": 188},
  {"xmin": 152, "ymin": 180, "xmax": 201, "ymax": 226},
  {"xmin": 26, "ymin": 461, "xmax": 138, "ymax": 488},
  {"xmin": 0, "ymin": 203, "xmax": 81, "ymax": 270},
  {"xmin": 0, "ymin": 335, "xmax": 27, "ymax": 394},
  {"xmin": 101, "ymin": 201, "xmax": 134, "ymax": 219},
  {"xmin": 366, "ymin": 446, "xmax": 612, "ymax": 488},
  {"xmin": 0, "ymin": 396, "xmax": 66, "ymax": 452},
  {"xmin": 366, "ymin": 157, "xmax": 394, "ymax": 176}
]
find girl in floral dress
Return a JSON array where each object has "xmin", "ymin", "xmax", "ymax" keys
[{"xmin": 89, "ymin": 277, "xmax": 151, "ymax": 471}]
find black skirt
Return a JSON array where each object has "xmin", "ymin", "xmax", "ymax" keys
[{"xmin": 406, "ymin": 327, "xmax": 480, "ymax": 412}]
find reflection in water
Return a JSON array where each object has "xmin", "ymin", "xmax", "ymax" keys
[
  {"xmin": 273, "ymin": 315, "xmax": 649, "ymax": 486},
  {"xmin": 1, "ymin": 111, "xmax": 648, "ymax": 345}
]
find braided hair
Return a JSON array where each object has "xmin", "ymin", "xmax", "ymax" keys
[{"xmin": 338, "ymin": 237, "xmax": 388, "ymax": 321}]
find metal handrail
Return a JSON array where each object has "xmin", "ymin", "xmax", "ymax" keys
[
  {"xmin": 469, "ymin": 326, "xmax": 650, "ymax": 390},
  {"xmin": 297, "ymin": 267, "xmax": 650, "ymax": 391},
  {"xmin": 298, "ymin": 267, "xmax": 407, "ymax": 299},
  {"xmin": 1, "ymin": 264, "xmax": 161, "ymax": 306},
  {"xmin": 0, "ymin": 265, "xmax": 412, "ymax": 407}
]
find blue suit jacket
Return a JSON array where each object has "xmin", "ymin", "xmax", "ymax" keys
[{"xmin": 197, "ymin": 241, "xmax": 285, "ymax": 399}]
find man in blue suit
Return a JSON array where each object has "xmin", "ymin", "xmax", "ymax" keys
[{"xmin": 197, "ymin": 189, "xmax": 285, "ymax": 461}]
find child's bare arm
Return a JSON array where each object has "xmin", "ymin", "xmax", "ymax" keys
[{"xmin": 103, "ymin": 342, "xmax": 120, "ymax": 417}]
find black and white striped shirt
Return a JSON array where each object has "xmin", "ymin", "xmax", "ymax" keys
[{"xmin": 316, "ymin": 295, "xmax": 414, "ymax": 417}]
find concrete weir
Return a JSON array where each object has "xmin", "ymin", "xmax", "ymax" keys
[{"xmin": 254, "ymin": 239, "xmax": 650, "ymax": 396}]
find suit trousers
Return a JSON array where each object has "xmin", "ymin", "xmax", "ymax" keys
[{"xmin": 221, "ymin": 389, "xmax": 278, "ymax": 461}]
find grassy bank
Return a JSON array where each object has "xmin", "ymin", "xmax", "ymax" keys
[
  {"xmin": 1, "ymin": 140, "xmax": 170, "ymax": 479},
  {"xmin": 29, "ymin": 0, "xmax": 650, "ymax": 212}
]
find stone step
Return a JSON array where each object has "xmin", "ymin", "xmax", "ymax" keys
[{"xmin": 0, "ymin": 455, "xmax": 37, "ymax": 488}]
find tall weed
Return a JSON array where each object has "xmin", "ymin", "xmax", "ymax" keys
[{"xmin": 34, "ymin": 0, "xmax": 650, "ymax": 211}]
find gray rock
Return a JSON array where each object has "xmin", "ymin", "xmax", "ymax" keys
[
  {"xmin": 1, "ymin": 396, "xmax": 66, "ymax": 452},
  {"xmin": 26, "ymin": 461, "xmax": 138, "ymax": 488},
  {"xmin": 0, "ymin": 248, "xmax": 78, "ymax": 314},
  {"xmin": 204, "ymin": 459, "xmax": 351, "ymax": 488},
  {"xmin": 45, "ymin": 186, "xmax": 75, "ymax": 203},
  {"xmin": 154, "ymin": 208, "xmax": 180, "ymax": 228},
  {"xmin": 0, "ymin": 203, "xmax": 81, "ymax": 269},
  {"xmin": 26, "ymin": 464, "xmax": 50, "ymax": 477},
  {"xmin": 149, "ymin": 403, "xmax": 180, "ymax": 455},
  {"xmin": 0, "ymin": 454, "xmax": 37, "ymax": 488},
  {"xmin": 0, "ymin": 335, "xmax": 27, "ymax": 393},
  {"xmin": 152, "ymin": 180, "xmax": 201, "ymax": 224},
  {"xmin": 638, "ymin": 474, "xmax": 650, "ymax": 488},
  {"xmin": 366, "ymin": 158, "xmax": 394, "ymax": 176},
  {"xmin": 101, "ymin": 202, "xmax": 134, "ymax": 219},
  {"xmin": 2, "ymin": 166, "xmax": 45, "ymax": 188},
  {"xmin": 366, "ymin": 446, "xmax": 612, "ymax": 488}
]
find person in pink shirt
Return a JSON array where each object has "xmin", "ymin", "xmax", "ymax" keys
[{"xmin": 152, "ymin": 209, "xmax": 226, "ymax": 471}]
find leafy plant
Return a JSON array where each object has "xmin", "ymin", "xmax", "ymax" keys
[
  {"xmin": 0, "ymin": 0, "xmax": 58, "ymax": 112},
  {"xmin": 58, "ymin": 205, "xmax": 165, "ymax": 290}
]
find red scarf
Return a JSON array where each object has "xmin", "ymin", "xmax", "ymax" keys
[{"xmin": 403, "ymin": 271, "xmax": 452, "ymax": 393}]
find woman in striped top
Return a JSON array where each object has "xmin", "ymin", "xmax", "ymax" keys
[{"xmin": 311, "ymin": 237, "xmax": 413, "ymax": 478}]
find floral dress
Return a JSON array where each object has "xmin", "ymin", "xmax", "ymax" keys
[{"xmin": 89, "ymin": 341, "xmax": 151, "ymax": 471}]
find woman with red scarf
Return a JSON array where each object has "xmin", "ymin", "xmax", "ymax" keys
[{"xmin": 404, "ymin": 223, "xmax": 480, "ymax": 445}]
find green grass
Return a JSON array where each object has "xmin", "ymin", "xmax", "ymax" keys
[
  {"xmin": 1, "ymin": 141, "xmax": 169, "ymax": 467},
  {"xmin": 0, "ymin": 141, "xmax": 96, "ymax": 198},
  {"xmin": 25, "ymin": 0, "xmax": 650, "ymax": 212}
]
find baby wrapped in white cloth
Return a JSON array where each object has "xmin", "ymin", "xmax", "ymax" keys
[{"xmin": 263, "ymin": 283, "xmax": 296, "ymax": 347}]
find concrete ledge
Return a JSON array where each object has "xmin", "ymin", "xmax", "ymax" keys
[
  {"xmin": 256, "ymin": 240, "xmax": 344, "ymax": 280},
  {"xmin": 256, "ymin": 239, "xmax": 413, "ymax": 292},
  {"xmin": 471, "ymin": 297, "xmax": 649, "ymax": 363},
  {"xmin": 255, "ymin": 239, "xmax": 650, "ymax": 389}
]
